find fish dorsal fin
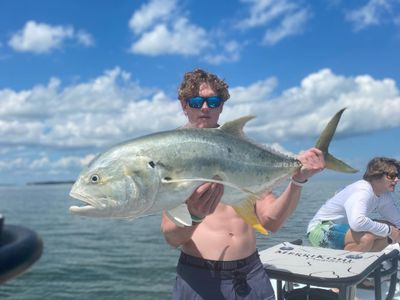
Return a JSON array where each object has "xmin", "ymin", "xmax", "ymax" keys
[{"xmin": 219, "ymin": 115, "xmax": 255, "ymax": 138}]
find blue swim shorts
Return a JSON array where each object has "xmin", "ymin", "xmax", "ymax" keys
[
  {"xmin": 308, "ymin": 221, "xmax": 350, "ymax": 249},
  {"xmin": 172, "ymin": 251, "xmax": 275, "ymax": 300}
]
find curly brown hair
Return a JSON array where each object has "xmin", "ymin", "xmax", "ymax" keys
[
  {"xmin": 363, "ymin": 157, "xmax": 400, "ymax": 182},
  {"xmin": 178, "ymin": 68, "xmax": 230, "ymax": 102}
]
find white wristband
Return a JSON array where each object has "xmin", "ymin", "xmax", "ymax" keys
[{"xmin": 291, "ymin": 177, "xmax": 308, "ymax": 187}]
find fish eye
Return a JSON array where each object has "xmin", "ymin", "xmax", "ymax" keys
[{"xmin": 90, "ymin": 174, "xmax": 100, "ymax": 183}]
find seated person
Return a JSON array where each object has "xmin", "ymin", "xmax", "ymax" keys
[{"xmin": 307, "ymin": 157, "xmax": 400, "ymax": 252}]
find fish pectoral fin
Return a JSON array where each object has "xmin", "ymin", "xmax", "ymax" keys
[
  {"xmin": 162, "ymin": 177, "xmax": 255, "ymax": 195},
  {"xmin": 166, "ymin": 203, "xmax": 192, "ymax": 227},
  {"xmin": 232, "ymin": 196, "xmax": 268, "ymax": 235}
]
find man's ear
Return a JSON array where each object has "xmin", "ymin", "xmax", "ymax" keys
[
  {"xmin": 219, "ymin": 102, "xmax": 224, "ymax": 113},
  {"xmin": 180, "ymin": 100, "xmax": 187, "ymax": 111},
  {"xmin": 181, "ymin": 101, "xmax": 189, "ymax": 116}
]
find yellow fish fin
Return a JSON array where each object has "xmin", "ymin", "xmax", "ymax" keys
[{"xmin": 232, "ymin": 196, "xmax": 268, "ymax": 235}]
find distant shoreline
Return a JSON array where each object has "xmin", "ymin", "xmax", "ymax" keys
[{"xmin": 26, "ymin": 180, "xmax": 75, "ymax": 186}]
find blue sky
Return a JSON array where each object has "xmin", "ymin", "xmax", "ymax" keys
[{"xmin": 0, "ymin": 0, "xmax": 399, "ymax": 185}]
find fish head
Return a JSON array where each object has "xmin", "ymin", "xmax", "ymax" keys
[{"xmin": 69, "ymin": 155, "xmax": 160, "ymax": 218}]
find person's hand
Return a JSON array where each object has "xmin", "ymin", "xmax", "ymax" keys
[
  {"xmin": 389, "ymin": 226, "xmax": 400, "ymax": 243},
  {"xmin": 186, "ymin": 177, "xmax": 224, "ymax": 219},
  {"xmin": 293, "ymin": 148, "xmax": 325, "ymax": 182}
]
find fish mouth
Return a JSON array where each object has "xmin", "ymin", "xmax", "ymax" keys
[
  {"xmin": 69, "ymin": 190, "xmax": 108, "ymax": 215},
  {"xmin": 69, "ymin": 204, "xmax": 97, "ymax": 215}
]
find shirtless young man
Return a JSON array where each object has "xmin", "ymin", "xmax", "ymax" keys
[{"xmin": 161, "ymin": 69, "xmax": 325, "ymax": 300}]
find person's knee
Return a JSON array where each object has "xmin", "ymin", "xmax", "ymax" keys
[
  {"xmin": 345, "ymin": 231, "xmax": 376, "ymax": 251},
  {"xmin": 359, "ymin": 232, "xmax": 376, "ymax": 244}
]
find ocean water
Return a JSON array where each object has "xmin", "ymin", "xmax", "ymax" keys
[{"xmin": 0, "ymin": 178, "xmax": 368, "ymax": 299}]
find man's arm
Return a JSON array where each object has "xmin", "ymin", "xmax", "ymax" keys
[
  {"xmin": 256, "ymin": 148, "xmax": 325, "ymax": 232},
  {"xmin": 161, "ymin": 212, "xmax": 200, "ymax": 248},
  {"xmin": 161, "ymin": 181, "xmax": 224, "ymax": 248},
  {"xmin": 379, "ymin": 194, "xmax": 400, "ymax": 229}
]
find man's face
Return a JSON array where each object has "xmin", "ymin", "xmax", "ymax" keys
[
  {"xmin": 383, "ymin": 169, "xmax": 398, "ymax": 193},
  {"xmin": 181, "ymin": 83, "xmax": 224, "ymax": 128},
  {"xmin": 375, "ymin": 168, "xmax": 398, "ymax": 195}
]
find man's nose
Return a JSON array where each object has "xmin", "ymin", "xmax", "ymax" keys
[{"xmin": 200, "ymin": 101, "xmax": 209, "ymax": 111}]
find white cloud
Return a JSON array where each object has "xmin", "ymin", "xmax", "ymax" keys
[
  {"xmin": 1, "ymin": 67, "xmax": 399, "ymax": 150},
  {"xmin": 2, "ymin": 154, "xmax": 95, "ymax": 174},
  {"xmin": 127, "ymin": 0, "xmax": 245, "ymax": 62},
  {"xmin": 128, "ymin": 0, "xmax": 211, "ymax": 57},
  {"xmin": 129, "ymin": 0, "xmax": 178, "ymax": 34},
  {"xmin": 8, "ymin": 21, "xmax": 94, "ymax": 54},
  {"xmin": 130, "ymin": 17, "xmax": 209, "ymax": 56},
  {"xmin": 263, "ymin": 9, "xmax": 309, "ymax": 45},
  {"xmin": 204, "ymin": 40, "xmax": 242, "ymax": 65},
  {"xmin": 0, "ymin": 158, "xmax": 27, "ymax": 172},
  {"xmin": 49, "ymin": 155, "xmax": 94, "ymax": 169},
  {"xmin": 220, "ymin": 69, "xmax": 400, "ymax": 142},
  {"xmin": 237, "ymin": 0, "xmax": 311, "ymax": 45},
  {"xmin": 76, "ymin": 30, "xmax": 95, "ymax": 47},
  {"xmin": 238, "ymin": 0, "xmax": 298, "ymax": 28},
  {"xmin": 230, "ymin": 78, "xmax": 278, "ymax": 105},
  {"xmin": 345, "ymin": 0, "xmax": 396, "ymax": 31},
  {"xmin": 30, "ymin": 156, "xmax": 50, "ymax": 170},
  {"xmin": 0, "ymin": 119, "xmax": 44, "ymax": 143},
  {"xmin": 0, "ymin": 67, "xmax": 184, "ymax": 148},
  {"xmin": 1, "ymin": 67, "xmax": 400, "ymax": 182}
]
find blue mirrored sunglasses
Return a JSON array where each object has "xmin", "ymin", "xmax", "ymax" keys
[{"xmin": 186, "ymin": 96, "xmax": 223, "ymax": 109}]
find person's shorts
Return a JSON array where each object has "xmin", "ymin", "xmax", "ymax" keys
[
  {"xmin": 172, "ymin": 251, "xmax": 275, "ymax": 300},
  {"xmin": 308, "ymin": 221, "xmax": 350, "ymax": 249}
]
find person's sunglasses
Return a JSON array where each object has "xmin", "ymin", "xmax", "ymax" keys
[
  {"xmin": 186, "ymin": 96, "xmax": 223, "ymax": 109},
  {"xmin": 385, "ymin": 172, "xmax": 399, "ymax": 181}
]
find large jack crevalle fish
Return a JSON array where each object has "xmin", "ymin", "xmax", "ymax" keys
[{"xmin": 69, "ymin": 108, "xmax": 357, "ymax": 234}]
